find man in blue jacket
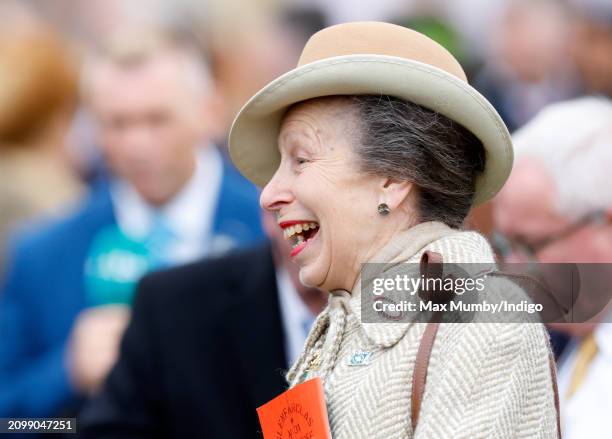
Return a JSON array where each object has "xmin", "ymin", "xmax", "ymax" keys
[{"xmin": 0, "ymin": 31, "xmax": 264, "ymax": 417}]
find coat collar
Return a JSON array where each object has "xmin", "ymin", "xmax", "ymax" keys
[{"xmin": 343, "ymin": 221, "xmax": 494, "ymax": 348}]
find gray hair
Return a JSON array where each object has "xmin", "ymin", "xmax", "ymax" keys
[
  {"xmin": 512, "ymin": 96, "xmax": 612, "ymax": 220},
  {"xmin": 349, "ymin": 95, "xmax": 486, "ymax": 228}
]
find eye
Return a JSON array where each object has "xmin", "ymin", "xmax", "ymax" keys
[{"xmin": 296, "ymin": 156, "xmax": 309, "ymax": 165}]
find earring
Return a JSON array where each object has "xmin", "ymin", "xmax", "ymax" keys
[{"xmin": 378, "ymin": 203, "xmax": 390, "ymax": 216}]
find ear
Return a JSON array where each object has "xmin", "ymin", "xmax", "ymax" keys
[{"xmin": 380, "ymin": 178, "xmax": 415, "ymax": 211}]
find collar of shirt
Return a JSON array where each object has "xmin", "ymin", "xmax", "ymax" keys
[
  {"xmin": 558, "ymin": 321, "xmax": 612, "ymax": 398},
  {"xmin": 276, "ymin": 266, "xmax": 317, "ymax": 368},
  {"xmin": 594, "ymin": 321, "xmax": 612, "ymax": 360},
  {"xmin": 558, "ymin": 322, "xmax": 612, "ymax": 439},
  {"xmin": 110, "ymin": 145, "xmax": 223, "ymax": 264}
]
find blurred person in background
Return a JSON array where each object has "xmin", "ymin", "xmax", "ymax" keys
[
  {"xmin": 23, "ymin": 0, "xmax": 321, "ymax": 145},
  {"xmin": 569, "ymin": 0, "xmax": 612, "ymax": 97},
  {"xmin": 493, "ymin": 97, "xmax": 612, "ymax": 438},
  {"xmin": 79, "ymin": 211, "xmax": 327, "ymax": 438},
  {"xmin": 0, "ymin": 29, "xmax": 264, "ymax": 418},
  {"xmin": 208, "ymin": 10, "xmax": 305, "ymax": 137},
  {"xmin": 0, "ymin": 23, "xmax": 83, "ymax": 265},
  {"xmin": 474, "ymin": 0, "xmax": 579, "ymax": 132}
]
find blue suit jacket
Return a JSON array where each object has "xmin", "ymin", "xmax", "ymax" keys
[{"xmin": 0, "ymin": 159, "xmax": 265, "ymax": 417}]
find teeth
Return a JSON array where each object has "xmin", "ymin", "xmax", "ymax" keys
[
  {"xmin": 283, "ymin": 222, "xmax": 319, "ymax": 240},
  {"xmin": 292, "ymin": 234, "xmax": 305, "ymax": 249}
]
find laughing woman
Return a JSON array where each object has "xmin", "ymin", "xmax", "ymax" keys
[{"xmin": 229, "ymin": 23, "xmax": 559, "ymax": 438}]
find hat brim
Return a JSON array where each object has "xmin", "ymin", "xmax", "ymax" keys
[{"xmin": 229, "ymin": 54, "xmax": 513, "ymax": 206}]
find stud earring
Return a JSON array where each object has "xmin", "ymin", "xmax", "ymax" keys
[{"xmin": 377, "ymin": 203, "xmax": 390, "ymax": 216}]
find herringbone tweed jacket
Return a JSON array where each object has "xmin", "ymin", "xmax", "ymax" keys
[{"xmin": 287, "ymin": 221, "xmax": 559, "ymax": 439}]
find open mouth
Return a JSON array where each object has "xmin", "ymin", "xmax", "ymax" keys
[{"xmin": 280, "ymin": 221, "xmax": 320, "ymax": 257}]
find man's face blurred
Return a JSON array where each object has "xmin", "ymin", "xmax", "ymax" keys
[
  {"xmin": 495, "ymin": 160, "xmax": 612, "ymax": 330},
  {"xmin": 87, "ymin": 52, "xmax": 209, "ymax": 206},
  {"xmin": 496, "ymin": 4, "xmax": 569, "ymax": 82},
  {"xmin": 572, "ymin": 19, "xmax": 612, "ymax": 95},
  {"xmin": 494, "ymin": 160, "xmax": 612, "ymax": 263}
]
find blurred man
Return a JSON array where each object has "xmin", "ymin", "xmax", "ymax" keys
[
  {"xmin": 493, "ymin": 97, "xmax": 612, "ymax": 438},
  {"xmin": 569, "ymin": 0, "xmax": 612, "ymax": 97},
  {"xmin": 475, "ymin": 0, "xmax": 578, "ymax": 132},
  {"xmin": 0, "ymin": 30, "xmax": 263, "ymax": 417},
  {"xmin": 79, "ymin": 211, "xmax": 327, "ymax": 438}
]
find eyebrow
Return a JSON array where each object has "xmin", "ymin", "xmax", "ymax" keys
[{"xmin": 278, "ymin": 125, "xmax": 320, "ymax": 155}]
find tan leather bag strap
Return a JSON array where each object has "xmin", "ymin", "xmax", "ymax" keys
[
  {"xmin": 411, "ymin": 320, "xmax": 440, "ymax": 431},
  {"xmin": 411, "ymin": 251, "xmax": 443, "ymax": 431},
  {"xmin": 410, "ymin": 252, "xmax": 563, "ymax": 438}
]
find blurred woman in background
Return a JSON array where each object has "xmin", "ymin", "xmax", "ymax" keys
[{"xmin": 0, "ymin": 24, "xmax": 82, "ymax": 257}]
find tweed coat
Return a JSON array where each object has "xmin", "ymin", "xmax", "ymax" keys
[{"xmin": 287, "ymin": 221, "xmax": 559, "ymax": 439}]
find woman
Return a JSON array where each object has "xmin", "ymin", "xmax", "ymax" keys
[
  {"xmin": 0, "ymin": 25, "xmax": 82, "ymax": 256},
  {"xmin": 229, "ymin": 22, "xmax": 559, "ymax": 438}
]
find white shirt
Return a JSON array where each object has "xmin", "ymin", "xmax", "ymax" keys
[
  {"xmin": 557, "ymin": 322, "xmax": 612, "ymax": 439},
  {"xmin": 111, "ymin": 145, "xmax": 223, "ymax": 265},
  {"xmin": 276, "ymin": 266, "xmax": 317, "ymax": 367}
]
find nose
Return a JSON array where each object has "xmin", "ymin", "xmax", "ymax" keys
[{"xmin": 260, "ymin": 167, "xmax": 294, "ymax": 212}]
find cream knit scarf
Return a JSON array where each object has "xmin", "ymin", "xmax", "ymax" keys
[{"xmin": 286, "ymin": 221, "xmax": 458, "ymax": 387}]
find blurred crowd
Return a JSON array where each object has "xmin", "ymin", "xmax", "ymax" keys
[{"xmin": 0, "ymin": 0, "xmax": 610, "ymax": 437}]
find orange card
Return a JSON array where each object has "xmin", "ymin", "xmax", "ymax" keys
[{"xmin": 257, "ymin": 377, "xmax": 332, "ymax": 439}]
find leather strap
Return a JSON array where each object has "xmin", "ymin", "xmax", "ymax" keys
[
  {"xmin": 411, "ymin": 251, "xmax": 444, "ymax": 431},
  {"xmin": 410, "ymin": 252, "xmax": 563, "ymax": 438},
  {"xmin": 411, "ymin": 320, "xmax": 440, "ymax": 431},
  {"xmin": 417, "ymin": 251, "xmax": 448, "ymax": 304}
]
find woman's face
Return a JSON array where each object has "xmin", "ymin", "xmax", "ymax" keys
[{"xmin": 260, "ymin": 98, "xmax": 396, "ymax": 291}]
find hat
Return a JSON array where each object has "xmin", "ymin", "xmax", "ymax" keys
[{"xmin": 229, "ymin": 21, "xmax": 513, "ymax": 205}]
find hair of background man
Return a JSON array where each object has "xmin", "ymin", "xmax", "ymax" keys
[
  {"xmin": 512, "ymin": 97, "xmax": 612, "ymax": 220},
  {"xmin": 80, "ymin": 27, "xmax": 213, "ymax": 101}
]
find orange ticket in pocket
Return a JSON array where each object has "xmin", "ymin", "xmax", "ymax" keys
[{"xmin": 257, "ymin": 377, "xmax": 332, "ymax": 439}]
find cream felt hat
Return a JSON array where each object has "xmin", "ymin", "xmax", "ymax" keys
[{"xmin": 228, "ymin": 21, "xmax": 513, "ymax": 205}]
